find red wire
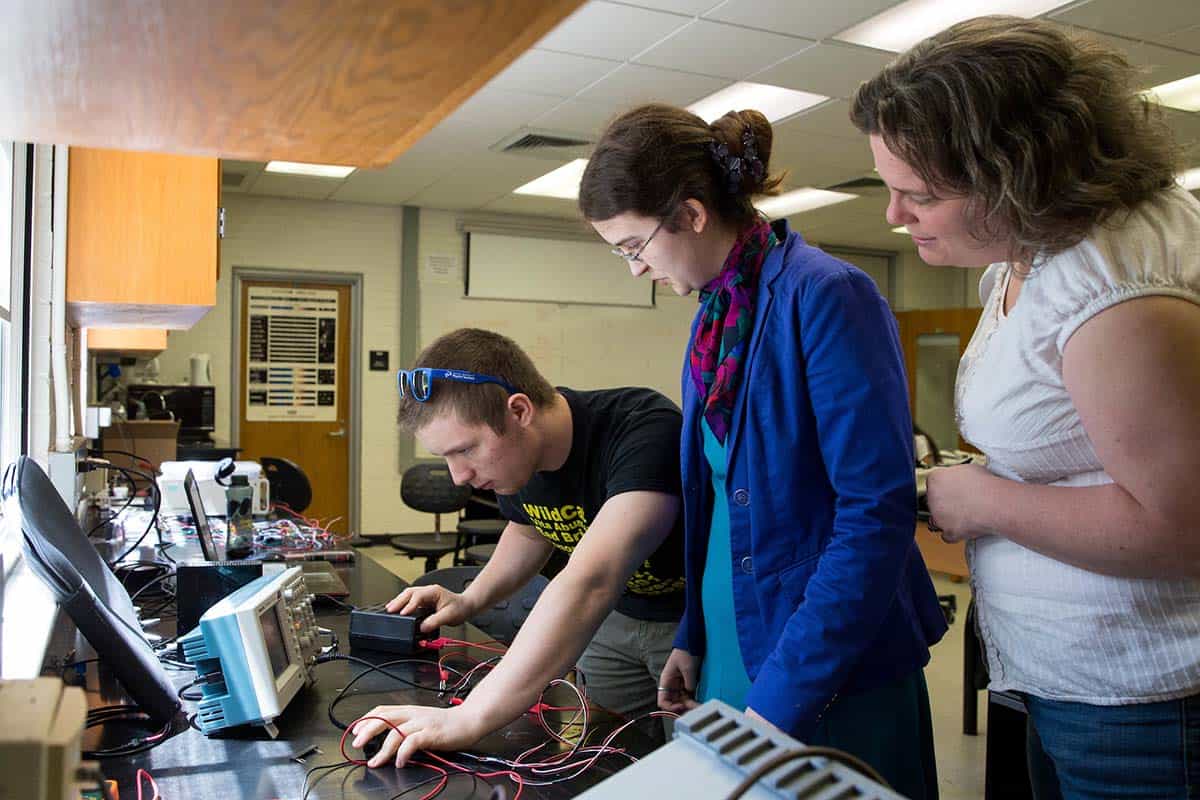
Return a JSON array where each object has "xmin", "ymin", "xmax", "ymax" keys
[
  {"xmin": 423, "ymin": 637, "xmax": 508, "ymax": 655},
  {"xmin": 136, "ymin": 768, "xmax": 160, "ymax": 800},
  {"xmin": 342, "ymin": 714, "xmax": 524, "ymax": 800}
]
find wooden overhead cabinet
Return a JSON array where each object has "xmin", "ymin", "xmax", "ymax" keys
[
  {"xmin": 66, "ymin": 148, "xmax": 219, "ymax": 329},
  {"xmin": 85, "ymin": 328, "xmax": 168, "ymax": 354}
]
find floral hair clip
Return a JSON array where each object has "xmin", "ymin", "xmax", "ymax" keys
[{"xmin": 708, "ymin": 127, "xmax": 765, "ymax": 194}]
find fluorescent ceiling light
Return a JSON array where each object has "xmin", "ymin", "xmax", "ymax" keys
[
  {"xmin": 1146, "ymin": 73, "xmax": 1200, "ymax": 112},
  {"xmin": 836, "ymin": 0, "xmax": 1072, "ymax": 53},
  {"xmin": 689, "ymin": 82, "xmax": 827, "ymax": 125},
  {"xmin": 513, "ymin": 158, "xmax": 589, "ymax": 200},
  {"xmin": 892, "ymin": 226, "xmax": 909, "ymax": 234},
  {"xmin": 1179, "ymin": 167, "xmax": 1200, "ymax": 192},
  {"xmin": 264, "ymin": 161, "xmax": 356, "ymax": 178},
  {"xmin": 755, "ymin": 188, "xmax": 857, "ymax": 219}
]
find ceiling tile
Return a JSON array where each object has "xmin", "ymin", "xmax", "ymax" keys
[
  {"xmin": 486, "ymin": 49, "xmax": 621, "ymax": 98},
  {"xmin": 1050, "ymin": 0, "xmax": 1200, "ymax": 49},
  {"xmin": 622, "ymin": 0, "xmax": 724, "ymax": 13},
  {"xmin": 1164, "ymin": 108, "xmax": 1200, "ymax": 151},
  {"xmin": 250, "ymin": 173, "xmax": 344, "ymax": 201},
  {"xmin": 1056, "ymin": 24, "xmax": 1200, "ymax": 86},
  {"xmin": 406, "ymin": 154, "xmax": 565, "ymax": 210},
  {"xmin": 751, "ymin": 42, "xmax": 894, "ymax": 100},
  {"xmin": 480, "ymin": 194, "xmax": 583, "ymax": 218},
  {"xmin": 222, "ymin": 159, "xmax": 265, "ymax": 173},
  {"xmin": 782, "ymin": 159, "xmax": 876, "ymax": 191},
  {"xmin": 575, "ymin": 63, "xmax": 730, "ymax": 106},
  {"xmin": 634, "ymin": 19, "xmax": 813, "ymax": 79},
  {"xmin": 535, "ymin": 1, "xmax": 691, "ymax": 61},
  {"xmin": 531, "ymin": 100, "xmax": 621, "ymax": 138},
  {"xmin": 329, "ymin": 136, "xmax": 467, "ymax": 204},
  {"xmin": 428, "ymin": 87, "xmax": 564, "ymax": 147},
  {"xmin": 1152, "ymin": 23, "xmax": 1200, "ymax": 55},
  {"xmin": 220, "ymin": 160, "xmax": 265, "ymax": 193},
  {"xmin": 704, "ymin": 0, "xmax": 904, "ymax": 41},
  {"xmin": 772, "ymin": 129, "xmax": 875, "ymax": 178},
  {"xmin": 774, "ymin": 99, "xmax": 862, "ymax": 141}
]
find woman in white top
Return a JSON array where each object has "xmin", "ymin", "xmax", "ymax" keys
[{"xmin": 853, "ymin": 16, "xmax": 1200, "ymax": 800}]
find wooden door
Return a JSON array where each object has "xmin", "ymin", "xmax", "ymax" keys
[
  {"xmin": 239, "ymin": 280, "xmax": 352, "ymax": 534},
  {"xmin": 895, "ymin": 308, "xmax": 982, "ymax": 452}
]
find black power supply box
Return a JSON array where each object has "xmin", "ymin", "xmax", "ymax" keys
[{"xmin": 349, "ymin": 604, "xmax": 437, "ymax": 655}]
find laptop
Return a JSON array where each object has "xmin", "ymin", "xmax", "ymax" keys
[
  {"xmin": 183, "ymin": 468, "xmax": 221, "ymax": 561},
  {"xmin": 184, "ymin": 469, "xmax": 349, "ymax": 596}
]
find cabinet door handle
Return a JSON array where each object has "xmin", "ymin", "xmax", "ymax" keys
[
  {"xmin": 218, "ymin": 206, "xmax": 226, "ymax": 239},
  {"xmin": 327, "ymin": 428, "xmax": 346, "ymax": 438}
]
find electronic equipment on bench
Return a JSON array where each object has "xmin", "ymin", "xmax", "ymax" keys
[
  {"xmin": 577, "ymin": 700, "xmax": 908, "ymax": 800},
  {"xmin": 179, "ymin": 567, "xmax": 322, "ymax": 737}
]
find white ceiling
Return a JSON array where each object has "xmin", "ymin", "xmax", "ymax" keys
[{"xmin": 222, "ymin": 0, "xmax": 1200, "ymax": 253}]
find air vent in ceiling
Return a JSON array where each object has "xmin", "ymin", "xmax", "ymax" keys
[
  {"xmin": 221, "ymin": 171, "xmax": 247, "ymax": 188},
  {"xmin": 491, "ymin": 128, "xmax": 593, "ymax": 162},
  {"xmin": 826, "ymin": 176, "xmax": 886, "ymax": 191},
  {"xmin": 505, "ymin": 132, "xmax": 591, "ymax": 151}
]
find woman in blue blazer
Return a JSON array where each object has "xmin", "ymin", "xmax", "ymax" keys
[{"xmin": 580, "ymin": 104, "xmax": 947, "ymax": 798}]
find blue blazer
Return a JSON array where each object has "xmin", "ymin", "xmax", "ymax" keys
[{"xmin": 675, "ymin": 221, "xmax": 948, "ymax": 738}]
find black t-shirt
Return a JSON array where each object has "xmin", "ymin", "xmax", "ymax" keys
[{"xmin": 497, "ymin": 387, "xmax": 686, "ymax": 621}]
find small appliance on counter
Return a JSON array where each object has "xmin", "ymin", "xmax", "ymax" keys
[{"xmin": 158, "ymin": 460, "xmax": 271, "ymax": 517}]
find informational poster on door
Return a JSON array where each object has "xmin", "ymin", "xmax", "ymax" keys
[{"xmin": 245, "ymin": 286, "xmax": 338, "ymax": 421}]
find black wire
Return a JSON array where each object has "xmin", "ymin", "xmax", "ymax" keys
[
  {"xmin": 177, "ymin": 675, "xmax": 205, "ymax": 702},
  {"xmin": 107, "ymin": 466, "xmax": 162, "ymax": 568},
  {"xmin": 389, "ymin": 770, "xmax": 487, "ymax": 800},
  {"xmin": 82, "ymin": 711, "xmax": 179, "ymax": 759},
  {"xmin": 86, "ymin": 467, "xmax": 136, "ymax": 537},
  {"xmin": 314, "ymin": 655, "xmax": 448, "ymax": 730},
  {"xmin": 128, "ymin": 569, "xmax": 176, "ymax": 603},
  {"xmin": 91, "ymin": 447, "xmax": 156, "ymax": 469},
  {"xmin": 156, "ymin": 540, "xmax": 177, "ymax": 564},
  {"xmin": 722, "ymin": 746, "xmax": 891, "ymax": 800},
  {"xmin": 316, "ymin": 594, "xmax": 358, "ymax": 613},
  {"xmin": 300, "ymin": 760, "xmax": 359, "ymax": 800}
]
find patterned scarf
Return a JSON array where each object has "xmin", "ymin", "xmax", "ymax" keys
[{"xmin": 689, "ymin": 220, "xmax": 777, "ymax": 444}]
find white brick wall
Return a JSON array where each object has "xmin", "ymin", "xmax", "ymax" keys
[{"xmin": 157, "ymin": 194, "xmax": 406, "ymax": 534}]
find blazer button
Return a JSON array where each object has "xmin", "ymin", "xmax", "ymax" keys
[
  {"xmin": 740, "ymin": 556, "xmax": 754, "ymax": 574},
  {"xmin": 733, "ymin": 488, "xmax": 750, "ymax": 506}
]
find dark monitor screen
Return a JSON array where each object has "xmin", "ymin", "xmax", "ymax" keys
[
  {"xmin": 183, "ymin": 469, "xmax": 219, "ymax": 561},
  {"xmin": 2, "ymin": 456, "xmax": 180, "ymax": 724},
  {"xmin": 259, "ymin": 604, "xmax": 290, "ymax": 682},
  {"xmin": 127, "ymin": 385, "xmax": 215, "ymax": 433}
]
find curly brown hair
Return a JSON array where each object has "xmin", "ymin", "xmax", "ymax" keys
[
  {"xmin": 850, "ymin": 15, "xmax": 1180, "ymax": 261},
  {"xmin": 397, "ymin": 328, "xmax": 556, "ymax": 435},
  {"xmin": 579, "ymin": 103, "xmax": 784, "ymax": 230}
]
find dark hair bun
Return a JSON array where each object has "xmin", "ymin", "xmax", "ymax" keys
[{"xmin": 709, "ymin": 110, "xmax": 776, "ymax": 196}]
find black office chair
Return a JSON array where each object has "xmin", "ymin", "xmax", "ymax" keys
[
  {"xmin": 413, "ymin": 565, "xmax": 548, "ymax": 645},
  {"xmin": 452, "ymin": 488, "xmax": 506, "ymax": 565},
  {"xmin": 454, "ymin": 518, "xmax": 505, "ymax": 565},
  {"xmin": 261, "ymin": 456, "xmax": 313, "ymax": 515},
  {"xmin": 462, "ymin": 542, "xmax": 496, "ymax": 566},
  {"xmin": 390, "ymin": 463, "xmax": 472, "ymax": 573}
]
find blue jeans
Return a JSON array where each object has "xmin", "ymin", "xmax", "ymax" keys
[{"xmin": 1024, "ymin": 692, "xmax": 1200, "ymax": 799}]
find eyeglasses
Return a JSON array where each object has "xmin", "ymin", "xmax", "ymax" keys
[
  {"xmin": 397, "ymin": 368, "xmax": 519, "ymax": 402},
  {"xmin": 611, "ymin": 217, "xmax": 667, "ymax": 263}
]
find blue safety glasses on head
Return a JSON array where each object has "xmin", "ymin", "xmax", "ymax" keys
[{"xmin": 397, "ymin": 368, "xmax": 519, "ymax": 402}]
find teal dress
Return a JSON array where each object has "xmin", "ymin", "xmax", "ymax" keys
[
  {"xmin": 696, "ymin": 417, "xmax": 939, "ymax": 798},
  {"xmin": 696, "ymin": 418, "xmax": 753, "ymax": 707}
]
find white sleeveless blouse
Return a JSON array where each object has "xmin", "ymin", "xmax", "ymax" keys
[{"xmin": 957, "ymin": 185, "xmax": 1200, "ymax": 703}]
